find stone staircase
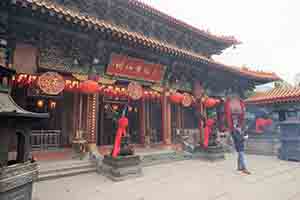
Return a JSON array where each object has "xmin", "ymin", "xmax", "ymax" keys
[
  {"xmin": 37, "ymin": 159, "xmax": 96, "ymax": 182},
  {"xmin": 36, "ymin": 150, "xmax": 194, "ymax": 182},
  {"xmin": 139, "ymin": 149, "xmax": 192, "ymax": 167}
]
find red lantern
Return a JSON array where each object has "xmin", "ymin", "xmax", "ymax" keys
[
  {"xmin": 204, "ymin": 98, "xmax": 220, "ymax": 108},
  {"xmin": 182, "ymin": 93, "xmax": 193, "ymax": 107},
  {"xmin": 169, "ymin": 92, "xmax": 184, "ymax": 104},
  {"xmin": 79, "ymin": 80, "xmax": 100, "ymax": 94}
]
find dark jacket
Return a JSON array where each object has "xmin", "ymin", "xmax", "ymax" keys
[{"xmin": 232, "ymin": 129, "xmax": 245, "ymax": 152}]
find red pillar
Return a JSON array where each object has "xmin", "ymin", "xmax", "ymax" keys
[
  {"xmin": 86, "ymin": 94, "xmax": 98, "ymax": 144},
  {"xmin": 139, "ymin": 99, "xmax": 146, "ymax": 145},
  {"xmin": 162, "ymin": 89, "xmax": 172, "ymax": 146}
]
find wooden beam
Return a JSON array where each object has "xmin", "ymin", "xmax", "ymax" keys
[{"xmin": 9, "ymin": 15, "xmax": 92, "ymax": 41}]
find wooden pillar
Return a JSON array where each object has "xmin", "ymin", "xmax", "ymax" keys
[
  {"xmin": 78, "ymin": 93, "xmax": 83, "ymax": 130},
  {"xmin": 139, "ymin": 99, "xmax": 146, "ymax": 145},
  {"xmin": 99, "ymin": 97, "xmax": 104, "ymax": 145},
  {"xmin": 72, "ymin": 92, "xmax": 80, "ymax": 142},
  {"xmin": 176, "ymin": 105, "xmax": 182, "ymax": 129},
  {"xmin": 162, "ymin": 89, "xmax": 171, "ymax": 145},
  {"xmin": 86, "ymin": 94, "xmax": 99, "ymax": 153},
  {"xmin": 144, "ymin": 100, "xmax": 151, "ymax": 146},
  {"xmin": 200, "ymin": 101, "xmax": 206, "ymax": 145}
]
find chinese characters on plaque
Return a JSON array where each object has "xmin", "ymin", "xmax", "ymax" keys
[{"xmin": 106, "ymin": 53, "xmax": 165, "ymax": 83}]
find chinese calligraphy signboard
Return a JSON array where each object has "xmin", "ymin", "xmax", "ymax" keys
[
  {"xmin": 37, "ymin": 72, "xmax": 65, "ymax": 95},
  {"xmin": 106, "ymin": 53, "xmax": 165, "ymax": 83}
]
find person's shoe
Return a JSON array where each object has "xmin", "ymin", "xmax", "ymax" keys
[
  {"xmin": 242, "ymin": 169, "xmax": 251, "ymax": 175},
  {"xmin": 237, "ymin": 168, "xmax": 243, "ymax": 171}
]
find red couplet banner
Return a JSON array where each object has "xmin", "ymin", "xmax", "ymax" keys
[{"xmin": 106, "ymin": 53, "xmax": 165, "ymax": 83}]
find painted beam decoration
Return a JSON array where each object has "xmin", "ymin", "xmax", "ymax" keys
[
  {"xmin": 106, "ymin": 53, "xmax": 165, "ymax": 83},
  {"xmin": 37, "ymin": 72, "xmax": 65, "ymax": 95}
]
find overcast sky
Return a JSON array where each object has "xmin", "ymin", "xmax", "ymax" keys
[{"xmin": 145, "ymin": 0, "xmax": 299, "ymax": 84}]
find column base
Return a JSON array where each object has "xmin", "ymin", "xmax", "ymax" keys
[{"xmin": 97, "ymin": 155, "xmax": 142, "ymax": 181}]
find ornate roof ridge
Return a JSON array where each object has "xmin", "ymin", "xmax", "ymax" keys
[
  {"xmin": 127, "ymin": 0, "xmax": 241, "ymax": 45},
  {"xmin": 246, "ymin": 86, "xmax": 300, "ymax": 104}
]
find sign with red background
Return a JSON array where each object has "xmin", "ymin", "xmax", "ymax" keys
[{"xmin": 106, "ymin": 53, "xmax": 165, "ymax": 83}]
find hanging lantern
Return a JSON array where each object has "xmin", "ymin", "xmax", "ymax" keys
[
  {"xmin": 37, "ymin": 100, "xmax": 44, "ymax": 108},
  {"xmin": 204, "ymin": 97, "xmax": 220, "ymax": 108},
  {"xmin": 128, "ymin": 82, "xmax": 143, "ymax": 100},
  {"xmin": 182, "ymin": 93, "xmax": 193, "ymax": 107},
  {"xmin": 79, "ymin": 80, "xmax": 100, "ymax": 94},
  {"xmin": 120, "ymin": 87, "xmax": 127, "ymax": 98},
  {"xmin": 144, "ymin": 91, "xmax": 149, "ymax": 99},
  {"xmin": 169, "ymin": 92, "xmax": 184, "ymax": 104}
]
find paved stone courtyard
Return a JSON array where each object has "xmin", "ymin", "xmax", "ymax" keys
[{"xmin": 33, "ymin": 154, "xmax": 300, "ymax": 200}]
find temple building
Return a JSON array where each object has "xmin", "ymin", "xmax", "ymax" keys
[
  {"xmin": 0, "ymin": 0, "xmax": 280, "ymax": 157},
  {"xmin": 246, "ymin": 87, "xmax": 300, "ymax": 124}
]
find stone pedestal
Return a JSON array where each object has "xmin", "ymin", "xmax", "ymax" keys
[
  {"xmin": 98, "ymin": 155, "xmax": 142, "ymax": 181},
  {"xmin": 0, "ymin": 162, "xmax": 38, "ymax": 200},
  {"xmin": 191, "ymin": 145, "xmax": 225, "ymax": 161}
]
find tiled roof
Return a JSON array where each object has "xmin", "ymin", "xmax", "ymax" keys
[
  {"xmin": 0, "ymin": 89, "xmax": 49, "ymax": 118},
  {"xmin": 245, "ymin": 87, "xmax": 300, "ymax": 104},
  {"xmin": 127, "ymin": 0, "xmax": 240, "ymax": 45},
  {"xmin": 9, "ymin": 0, "xmax": 280, "ymax": 82}
]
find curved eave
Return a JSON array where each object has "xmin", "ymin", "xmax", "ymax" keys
[
  {"xmin": 245, "ymin": 98, "xmax": 300, "ymax": 105},
  {"xmin": 128, "ymin": 0, "xmax": 241, "ymax": 46},
  {"xmin": 0, "ymin": 112, "xmax": 49, "ymax": 118},
  {"xmin": 245, "ymin": 87, "xmax": 300, "ymax": 105},
  {"xmin": 0, "ymin": 90, "xmax": 49, "ymax": 119},
  {"xmin": 7, "ymin": 0, "xmax": 278, "ymax": 83}
]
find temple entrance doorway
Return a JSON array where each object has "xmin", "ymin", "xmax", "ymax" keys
[{"xmin": 97, "ymin": 96, "xmax": 141, "ymax": 146}]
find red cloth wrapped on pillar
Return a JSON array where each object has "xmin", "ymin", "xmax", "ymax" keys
[
  {"xmin": 198, "ymin": 118, "xmax": 202, "ymax": 143},
  {"xmin": 225, "ymin": 98, "xmax": 233, "ymax": 131},
  {"xmin": 225, "ymin": 97, "xmax": 245, "ymax": 132},
  {"xmin": 203, "ymin": 118, "xmax": 215, "ymax": 148},
  {"xmin": 112, "ymin": 117, "xmax": 129, "ymax": 157},
  {"xmin": 239, "ymin": 100, "xmax": 246, "ymax": 128}
]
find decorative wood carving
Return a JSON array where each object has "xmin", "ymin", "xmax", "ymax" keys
[
  {"xmin": 51, "ymin": 0, "xmax": 218, "ymax": 56},
  {"xmin": 13, "ymin": 43, "xmax": 38, "ymax": 74},
  {"xmin": 37, "ymin": 72, "xmax": 65, "ymax": 95},
  {"xmin": 128, "ymin": 82, "xmax": 143, "ymax": 100},
  {"xmin": 39, "ymin": 31, "xmax": 91, "ymax": 72}
]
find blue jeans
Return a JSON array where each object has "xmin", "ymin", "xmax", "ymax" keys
[{"xmin": 237, "ymin": 151, "xmax": 247, "ymax": 170}]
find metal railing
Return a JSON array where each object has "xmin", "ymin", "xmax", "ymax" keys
[
  {"xmin": 30, "ymin": 130, "xmax": 61, "ymax": 151},
  {"xmin": 172, "ymin": 128, "xmax": 200, "ymax": 144},
  {"xmin": 150, "ymin": 128, "xmax": 163, "ymax": 144}
]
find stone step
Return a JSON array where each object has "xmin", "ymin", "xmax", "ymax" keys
[
  {"xmin": 39, "ymin": 161, "xmax": 95, "ymax": 175},
  {"xmin": 37, "ymin": 159, "xmax": 96, "ymax": 182},
  {"xmin": 38, "ymin": 166, "xmax": 96, "ymax": 182},
  {"xmin": 140, "ymin": 151, "xmax": 192, "ymax": 167}
]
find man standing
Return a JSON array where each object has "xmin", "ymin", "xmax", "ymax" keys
[{"xmin": 232, "ymin": 125, "xmax": 251, "ymax": 175}]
